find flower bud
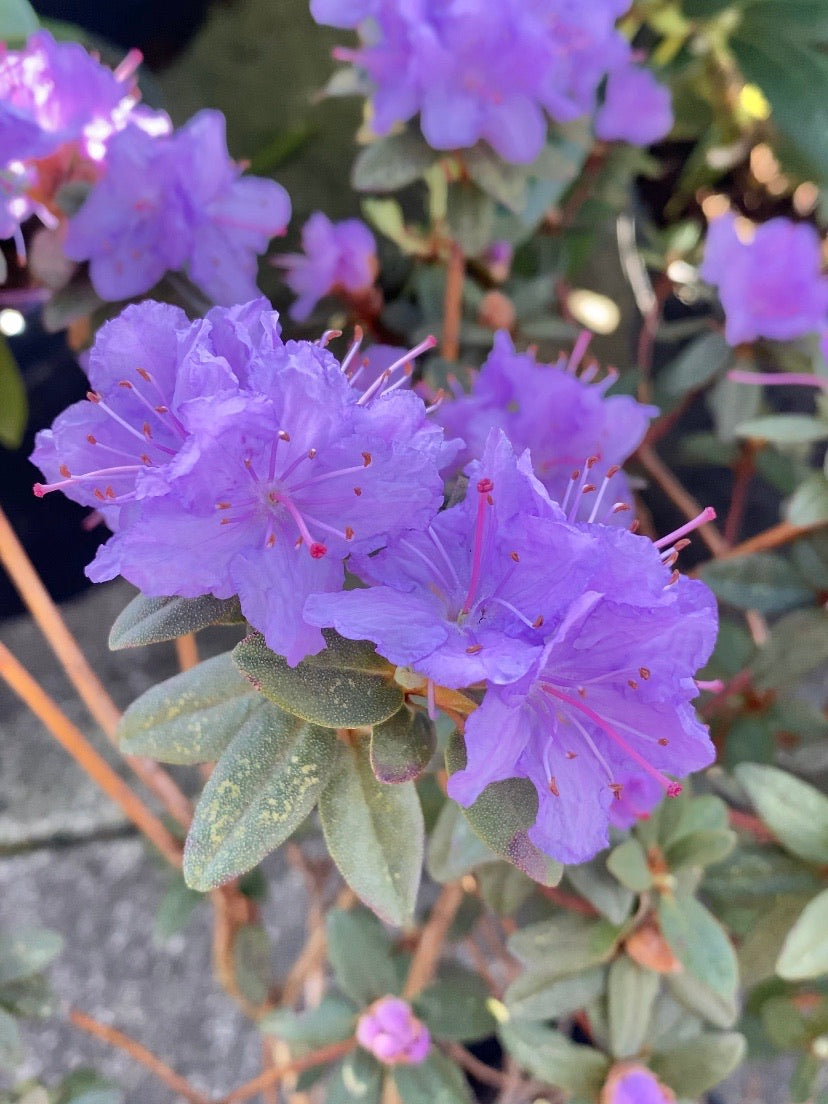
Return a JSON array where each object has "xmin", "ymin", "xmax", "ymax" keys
[
  {"xmin": 356, "ymin": 996, "xmax": 430, "ymax": 1065},
  {"xmin": 601, "ymin": 1064, "xmax": 675, "ymax": 1104}
]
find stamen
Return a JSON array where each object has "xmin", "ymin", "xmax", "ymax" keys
[
  {"xmin": 548, "ymin": 776, "xmax": 559, "ymax": 796},
  {"xmin": 587, "ymin": 465, "xmax": 620, "ymax": 523},
  {"xmin": 566, "ymin": 330, "xmax": 592, "ymax": 374},
  {"xmin": 695, "ymin": 678, "xmax": 724, "ymax": 693},
  {"xmin": 461, "ymin": 479, "xmax": 493, "ymax": 615},
  {"xmin": 317, "ymin": 329, "xmax": 342, "ymax": 348},
  {"xmin": 541, "ymin": 683, "xmax": 682, "ymax": 796},
  {"xmin": 356, "ymin": 334, "xmax": 437, "ymax": 405},
  {"xmin": 567, "ymin": 458, "xmax": 598, "ymax": 522},
  {"xmin": 114, "ymin": 47, "xmax": 143, "ymax": 82},
  {"xmin": 33, "ymin": 464, "xmax": 142, "ymax": 497},
  {"xmin": 87, "ymin": 393, "xmax": 177, "ymax": 456},
  {"xmin": 654, "ymin": 507, "xmax": 717, "ymax": 550},
  {"xmin": 341, "ymin": 327, "xmax": 364, "ymax": 377},
  {"xmin": 427, "ymin": 527, "xmax": 462, "ymax": 590}
]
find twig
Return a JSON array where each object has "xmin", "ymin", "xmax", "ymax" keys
[
  {"xmin": 175, "ymin": 633, "xmax": 200, "ymax": 672},
  {"xmin": 723, "ymin": 442, "xmax": 756, "ymax": 546},
  {"xmin": 635, "ymin": 443, "xmax": 728, "ymax": 557},
  {"xmin": 728, "ymin": 808, "xmax": 774, "ymax": 842},
  {"xmin": 259, "ymin": 1039, "xmax": 280, "ymax": 1104},
  {"xmin": 539, "ymin": 885, "xmax": 599, "ymax": 917},
  {"xmin": 442, "ymin": 1042, "xmax": 509, "ymax": 1091},
  {"xmin": 718, "ymin": 519, "xmax": 826, "ymax": 560},
  {"xmin": 403, "ymin": 882, "xmax": 465, "ymax": 998},
  {"xmin": 441, "ymin": 242, "xmax": 464, "ymax": 362},
  {"xmin": 222, "ymin": 1039, "xmax": 356, "ymax": 1104},
  {"xmin": 210, "ymin": 883, "xmax": 264, "ymax": 1020},
  {"xmin": 0, "ymin": 641, "xmax": 183, "ymax": 868},
  {"xmin": 69, "ymin": 1009, "xmax": 209, "ymax": 1104},
  {"xmin": 0, "ymin": 505, "xmax": 192, "ymax": 829}
]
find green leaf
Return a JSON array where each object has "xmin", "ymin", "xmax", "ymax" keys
[
  {"xmin": 0, "ymin": 929, "xmax": 62, "ymax": 986},
  {"xmin": 791, "ymin": 1053, "xmax": 822, "ymax": 1104},
  {"xmin": 475, "ymin": 863, "xmax": 534, "ymax": 916},
  {"xmin": 183, "ymin": 705, "xmax": 339, "ymax": 890},
  {"xmin": 735, "ymin": 763, "xmax": 828, "ymax": 864},
  {"xmin": 738, "ymin": 895, "xmax": 812, "ymax": 987},
  {"xmin": 657, "ymin": 331, "xmax": 731, "ymax": 400},
  {"xmin": 658, "ymin": 896, "xmax": 738, "ymax": 1001},
  {"xmin": 787, "ymin": 473, "xmax": 828, "ymax": 526},
  {"xmin": 777, "ymin": 889, "xmax": 828, "ymax": 980},
  {"xmin": 565, "ymin": 859, "xmax": 634, "ymax": 925},
  {"xmin": 118, "ymin": 652, "xmax": 257, "ymax": 764},
  {"xmin": 706, "ymin": 371, "xmax": 761, "ymax": 442},
  {"xmin": 327, "ymin": 1049, "xmax": 382, "ymax": 1104},
  {"xmin": 736, "ymin": 414, "xmax": 828, "ymax": 445},
  {"xmin": 607, "ymin": 839, "xmax": 653, "ymax": 892},
  {"xmin": 370, "ymin": 707, "xmax": 435, "ymax": 784},
  {"xmin": 234, "ymin": 630, "xmax": 404, "ymax": 729},
  {"xmin": 499, "ymin": 1020, "xmax": 609, "ymax": 1096},
  {"xmin": 660, "ymin": 794, "xmax": 729, "ymax": 848},
  {"xmin": 650, "ymin": 1032, "xmax": 746, "ymax": 1098},
  {"xmin": 504, "ymin": 965, "xmax": 606, "ymax": 1022},
  {"xmin": 362, "ymin": 198, "xmax": 429, "ymax": 256},
  {"xmin": 153, "ymin": 879, "xmax": 203, "ymax": 943},
  {"xmin": 426, "ymin": 801, "xmax": 495, "ymax": 883},
  {"xmin": 608, "ymin": 957, "xmax": 660, "ymax": 1059},
  {"xmin": 791, "ymin": 530, "xmax": 828, "ymax": 590},
  {"xmin": 56, "ymin": 1069, "xmax": 123, "ymax": 1104},
  {"xmin": 260, "ymin": 995, "xmax": 356, "ymax": 1049},
  {"xmin": 464, "ymin": 146, "xmax": 529, "ymax": 213},
  {"xmin": 446, "ymin": 732, "xmax": 562, "ymax": 887},
  {"xmin": 394, "ymin": 1050, "xmax": 472, "ymax": 1104},
  {"xmin": 750, "ymin": 609, "xmax": 828, "ymax": 690},
  {"xmin": 666, "ymin": 968, "xmax": 739, "ymax": 1030},
  {"xmin": 508, "ymin": 912, "xmax": 621, "ymax": 978},
  {"xmin": 446, "ymin": 183, "xmax": 496, "ymax": 257},
  {"xmin": 326, "ymin": 908, "xmax": 398, "ymax": 1006},
  {"xmin": 234, "ymin": 924, "xmax": 271, "ymax": 1006},
  {"xmin": 109, "ymin": 593, "xmax": 242, "ymax": 649},
  {"xmin": 0, "ymin": 973, "xmax": 57, "ymax": 1019},
  {"xmin": 699, "ymin": 553, "xmax": 812, "ymax": 615},
  {"xmin": 320, "ymin": 739, "xmax": 424, "ymax": 926},
  {"xmin": 665, "ymin": 830, "xmax": 736, "ymax": 871},
  {"xmin": 414, "ymin": 967, "xmax": 495, "ymax": 1043},
  {"xmin": 351, "ymin": 132, "xmax": 435, "ymax": 192},
  {"xmin": 0, "ymin": 0, "xmax": 38, "ymax": 42},
  {"xmin": 0, "ymin": 335, "xmax": 26, "ymax": 450},
  {"xmin": 0, "ymin": 1007, "xmax": 21, "ymax": 1071}
]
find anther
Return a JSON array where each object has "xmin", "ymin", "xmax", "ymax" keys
[
  {"xmin": 486, "ymin": 493, "xmax": 494, "ymax": 506},
  {"xmin": 137, "ymin": 368, "xmax": 151, "ymax": 382},
  {"xmin": 510, "ymin": 550, "xmax": 520, "ymax": 562},
  {"xmin": 532, "ymin": 615, "xmax": 544, "ymax": 628},
  {"xmin": 86, "ymin": 434, "xmax": 97, "ymax": 445},
  {"xmin": 465, "ymin": 644, "xmax": 482, "ymax": 654},
  {"xmin": 310, "ymin": 542, "xmax": 327, "ymax": 559},
  {"xmin": 308, "ymin": 448, "xmax": 317, "ymax": 459},
  {"xmin": 612, "ymin": 502, "xmax": 631, "ymax": 514},
  {"xmin": 606, "ymin": 465, "xmax": 620, "ymax": 478},
  {"xmin": 609, "ymin": 783, "xmax": 623, "ymax": 800},
  {"xmin": 667, "ymin": 782, "xmax": 682, "ymax": 797},
  {"xmin": 667, "ymin": 569, "xmax": 680, "ymax": 585},
  {"xmin": 353, "ymin": 486, "xmax": 362, "ymax": 496},
  {"xmin": 658, "ymin": 738, "xmax": 669, "ymax": 746},
  {"xmin": 548, "ymin": 776, "xmax": 560, "ymax": 796},
  {"xmin": 155, "ymin": 405, "xmax": 169, "ymax": 414},
  {"xmin": 654, "ymin": 506, "xmax": 717, "ymax": 550},
  {"xmin": 628, "ymin": 679, "xmax": 638, "ymax": 690},
  {"xmin": 639, "ymin": 667, "xmax": 650, "ymax": 679},
  {"xmin": 93, "ymin": 488, "xmax": 105, "ymax": 501},
  {"xmin": 630, "ymin": 520, "xmax": 640, "ymax": 533},
  {"xmin": 582, "ymin": 484, "xmax": 595, "ymax": 494},
  {"xmin": 279, "ymin": 430, "xmax": 291, "ymax": 441},
  {"xmin": 87, "ymin": 391, "xmax": 101, "ymax": 403},
  {"xmin": 477, "ymin": 477, "xmax": 494, "ymax": 494},
  {"xmin": 564, "ymin": 751, "xmax": 578, "ymax": 759},
  {"xmin": 59, "ymin": 464, "xmax": 71, "ymax": 478},
  {"xmin": 266, "ymin": 533, "xmax": 276, "ymax": 548},
  {"xmin": 344, "ymin": 526, "xmax": 354, "ymax": 540},
  {"xmin": 362, "ymin": 452, "xmax": 372, "ymax": 467},
  {"xmin": 216, "ymin": 501, "xmax": 231, "ymax": 510},
  {"xmin": 118, "ymin": 380, "xmax": 133, "ymax": 389},
  {"xmin": 142, "ymin": 422, "xmax": 152, "ymax": 438}
]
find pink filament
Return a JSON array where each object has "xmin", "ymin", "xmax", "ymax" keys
[{"xmin": 654, "ymin": 506, "xmax": 716, "ymax": 550}]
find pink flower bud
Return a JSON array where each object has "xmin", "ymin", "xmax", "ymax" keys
[{"xmin": 356, "ymin": 997, "xmax": 430, "ymax": 1066}]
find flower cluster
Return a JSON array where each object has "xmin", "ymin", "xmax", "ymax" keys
[
  {"xmin": 276, "ymin": 211, "xmax": 377, "ymax": 321},
  {"xmin": 701, "ymin": 212, "xmax": 828, "ymax": 346},
  {"xmin": 32, "ymin": 300, "xmax": 717, "ymax": 863},
  {"xmin": 356, "ymin": 998, "xmax": 430, "ymax": 1065},
  {"xmin": 311, "ymin": 0, "xmax": 673, "ymax": 162},
  {"xmin": 1, "ymin": 31, "xmax": 290, "ymax": 305},
  {"xmin": 601, "ymin": 1065, "xmax": 675, "ymax": 1104}
]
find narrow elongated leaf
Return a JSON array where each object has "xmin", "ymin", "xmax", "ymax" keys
[
  {"xmin": 260, "ymin": 995, "xmax": 357, "ymax": 1049},
  {"xmin": 607, "ymin": 839, "xmax": 653, "ymax": 892},
  {"xmin": 109, "ymin": 593, "xmax": 242, "ymax": 649},
  {"xmin": 735, "ymin": 763, "xmax": 828, "ymax": 865},
  {"xmin": 446, "ymin": 732, "xmax": 562, "ymax": 887},
  {"xmin": 566, "ymin": 859, "xmax": 634, "ymax": 924},
  {"xmin": 370, "ymin": 707, "xmax": 435, "ymax": 784},
  {"xmin": 509, "ymin": 912, "xmax": 621, "ymax": 976},
  {"xmin": 320, "ymin": 738, "xmax": 424, "ymax": 926},
  {"xmin": 0, "ymin": 929, "xmax": 63, "ymax": 986},
  {"xmin": 326, "ymin": 909, "xmax": 398, "ymax": 1006},
  {"xmin": 351, "ymin": 132, "xmax": 435, "ymax": 192},
  {"xmin": 475, "ymin": 863, "xmax": 534, "ymax": 916},
  {"xmin": 658, "ymin": 896, "xmax": 738, "ymax": 1001},
  {"xmin": 234, "ymin": 630, "xmax": 403, "ymax": 728},
  {"xmin": 0, "ymin": 334, "xmax": 27, "ymax": 449},
  {"xmin": 183, "ymin": 705, "xmax": 339, "ymax": 890},
  {"xmin": 414, "ymin": 967, "xmax": 495, "ymax": 1043},
  {"xmin": 699, "ymin": 554, "xmax": 812, "ymax": 615},
  {"xmin": 118, "ymin": 652, "xmax": 257, "ymax": 764},
  {"xmin": 394, "ymin": 1051, "xmax": 472, "ymax": 1104},
  {"xmin": 499, "ymin": 1020, "xmax": 609, "ymax": 1096},
  {"xmin": 736, "ymin": 414, "xmax": 828, "ymax": 445},
  {"xmin": 657, "ymin": 331, "xmax": 731, "ymax": 400},
  {"xmin": 666, "ymin": 968, "xmax": 738, "ymax": 1029},
  {"xmin": 608, "ymin": 957, "xmax": 660, "ymax": 1058},
  {"xmin": 750, "ymin": 609, "xmax": 828, "ymax": 690},
  {"xmin": 650, "ymin": 1032, "xmax": 746, "ymax": 1098},
  {"xmin": 787, "ymin": 473, "xmax": 828, "ymax": 526},
  {"xmin": 776, "ymin": 889, "xmax": 828, "ymax": 980},
  {"xmin": 505, "ymin": 965, "xmax": 606, "ymax": 1022}
]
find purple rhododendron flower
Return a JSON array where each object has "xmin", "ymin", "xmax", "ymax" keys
[
  {"xmin": 0, "ymin": 30, "xmax": 135, "ymax": 166},
  {"xmin": 277, "ymin": 212, "xmax": 377, "ymax": 321},
  {"xmin": 63, "ymin": 110, "xmax": 291, "ymax": 306},
  {"xmin": 601, "ymin": 1066, "xmax": 675, "ymax": 1104},
  {"xmin": 356, "ymin": 998, "xmax": 430, "ymax": 1065},
  {"xmin": 314, "ymin": 1, "xmax": 672, "ymax": 162},
  {"xmin": 595, "ymin": 66, "xmax": 673, "ymax": 146},
  {"xmin": 436, "ymin": 331, "xmax": 656, "ymax": 513},
  {"xmin": 701, "ymin": 212, "xmax": 828, "ymax": 346},
  {"xmin": 32, "ymin": 299, "xmax": 448, "ymax": 665},
  {"xmin": 447, "ymin": 512, "xmax": 717, "ymax": 864},
  {"xmin": 306, "ymin": 431, "xmax": 599, "ymax": 688}
]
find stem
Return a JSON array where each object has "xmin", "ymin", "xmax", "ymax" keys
[
  {"xmin": 441, "ymin": 242, "xmax": 464, "ymax": 362},
  {"xmin": 442, "ymin": 1043, "xmax": 509, "ymax": 1091},
  {"xmin": 539, "ymin": 885, "xmax": 599, "ymax": 917},
  {"xmin": 403, "ymin": 882, "xmax": 464, "ymax": 998},
  {"xmin": 0, "ymin": 505, "xmax": 192, "ymax": 829},
  {"xmin": 724, "ymin": 442, "xmax": 756, "ymax": 546},
  {"xmin": 635, "ymin": 443, "xmax": 728, "ymax": 557},
  {"xmin": 719, "ymin": 519, "xmax": 826, "ymax": 560},
  {"xmin": 210, "ymin": 883, "xmax": 265, "ymax": 1019},
  {"xmin": 69, "ymin": 1009, "xmax": 210, "ymax": 1104},
  {"xmin": 175, "ymin": 633, "xmax": 200, "ymax": 672},
  {"xmin": 221, "ymin": 1039, "xmax": 356, "ymax": 1104},
  {"xmin": 0, "ymin": 641, "xmax": 183, "ymax": 867}
]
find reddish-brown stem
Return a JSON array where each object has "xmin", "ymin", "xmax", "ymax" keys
[
  {"xmin": 175, "ymin": 633, "xmax": 200, "ymax": 672},
  {"xmin": 210, "ymin": 883, "xmax": 264, "ymax": 1019},
  {"xmin": 719, "ymin": 520, "xmax": 826, "ymax": 560},
  {"xmin": 403, "ymin": 882, "xmax": 465, "ymax": 998},
  {"xmin": 724, "ymin": 442, "xmax": 756, "ymax": 546},
  {"xmin": 0, "ymin": 640, "xmax": 183, "ymax": 867},
  {"xmin": 69, "ymin": 1009, "xmax": 210, "ymax": 1104},
  {"xmin": 728, "ymin": 808, "xmax": 775, "ymax": 842},
  {"xmin": 540, "ymin": 885, "xmax": 599, "ymax": 917},
  {"xmin": 442, "ymin": 1042, "xmax": 509, "ymax": 1090},
  {"xmin": 0, "ymin": 504, "xmax": 192, "ymax": 829},
  {"xmin": 441, "ymin": 242, "xmax": 464, "ymax": 362},
  {"xmin": 635, "ymin": 443, "xmax": 728, "ymax": 557},
  {"xmin": 222, "ymin": 1039, "xmax": 356, "ymax": 1104}
]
